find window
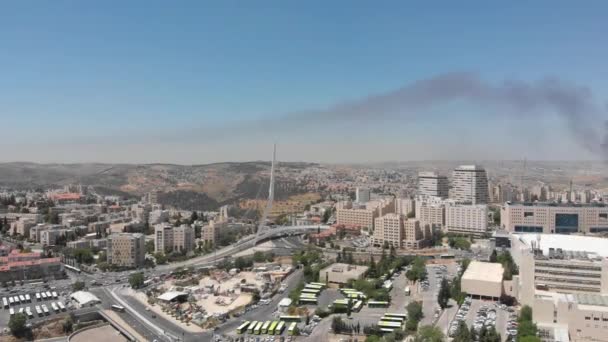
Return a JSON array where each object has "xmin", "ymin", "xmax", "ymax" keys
[{"xmin": 524, "ymin": 212, "xmax": 534, "ymax": 217}]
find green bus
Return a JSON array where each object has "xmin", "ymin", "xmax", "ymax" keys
[
  {"xmin": 380, "ymin": 328, "xmax": 395, "ymax": 333},
  {"xmin": 280, "ymin": 315, "xmax": 302, "ymax": 322},
  {"xmin": 236, "ymin": 321, "xmax": 250, "ymax": 334},
  {"xmin": 378, "ymin": 321, "xmax": 402, "ymax": 329},
  {"xmin": 261, "ymin": 321, "xmax": 271, "ymax": 334},
  {"xmin": 333, "ymin": 299, "xmax": 350, "ymax": 308},
  {"xmin": 305, "ymin": 284, "xmax": 324, "ymax": 290},
  {"xmin": 352, "ymin": 300, "xmax": 363, "ymax": 312},
  {"xmin": 248, "ymin": 321, "xmax": 258, "ymax": 334},
  {"xmin": 299, "ymin": 297, "xmax": 317, "ymax": 304},
  {"xmin": 275, "ymin": 321, "xmax": 285, "ymax": 335},
  {"xmin": 384, "ymin": 313, "xmax": 407, "ymax": 320},
  {"xmin": 268, "ymin": 321, "xmax": 278, "ymax": 335},
  {"xmin": 309, "ymin": 282, "xmax": 326, "ymax": 287},
  {"xmin": 254, "ymin": 321, "xmax": 263, "ymax": 335},
  {"xmin": 381, "ymin": 316, "xmax": 405, "ymax": 323},
  {"xmin": 299, "ymin": 293, "xmax": 317, "ymax": 298},
  {"xmin": 368, "ymin": 301, "xmax": 390, "ymax": 308},
  {"xmin": 301, "ymin": 288, "xmax": 321, "ymax": 295},
  {"xmin": 287, "ymin": 322, "xmax": 298, "ymax": 335}
]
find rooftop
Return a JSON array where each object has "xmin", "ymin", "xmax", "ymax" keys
[
  {"xmin": 71, "ymin": 291, "xmax": 101, "ymax": 306},
  {"xmin": 157, "ymin": 291, "xmax": 188, "ymax": 302},
  {"xmin": 516, "ymin": 234, "xmax": 608, "ymax": 258},
  {"xmin": 461, "ymin": 261, "xmax": 504, "ymax": 283}
]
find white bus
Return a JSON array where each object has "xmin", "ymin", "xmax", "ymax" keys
[
  {"xmin": 57, "ymin": 302, "xmax": 66, "ymax": 311},
  {"xmin": 51, "ymin": 291, "xmax": 58, "ymax": 298},
  {"xmin": 404, "ymin": 286, "xmax": 411, "ymax": 296},
  {"xmin": 35, "ymin": 306, "xmax": 42, "ymax": 316},
  {"xmin": 25, "ymin": 294, "xmax": 31, "ymax": 302},
  {"xmin": 9, "ymin": 308, "xmax": 14, "ymax": 316},
  {"xmin": 26, "ymin": 308, "xmax": 33, "ymax": 318},
  {"xmin": 2, "ymin": 297, "xmax": 8, "ymax": 308},
  {"xmin": 9, "ymin": 297, "xmax": 14, "ymax": 305},
  {"xmin": 111, "ymin": 304, "xmax": 125, "ymax": 312},
  {"xmin": 35, "ymin": 293, "xmax": 41, "ymax": 301},
  {"xmin": 18, "ymin": 308, "xmax": 24, "ymax": 314},
  {"xmin": 45, "ymin": 291, "xmax": 52, "ymax": 298},
  {"xmin": 42, "ymin": 305, "xmax": 49, "ymax": 314},
  {"xmin": 41, "ymin": 292, "xmax": 47, "ymax": 299},
  {"xmin": 19, "ymin": 295, "xmax": 26, "ymax": 302},
  {"xmin": 13, "ymin": 296, "xmax": 20, "ymax": 304},
  {"xmin": 51, "ymin": 302, "xmax": 59, "ymax": 312}
]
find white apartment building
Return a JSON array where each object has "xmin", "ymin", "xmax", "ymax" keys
[
  {"xmin": 501, "ymin": 202, "xmax": 608, "ymax": 235},
  {"xmin": 200, "ymin": 219, "xmax": 226, "ymax": 246},
  {"xmin": 450, "ymin": 165, "xmax": 489, "ymax": 204},
  {"xmin": 418, "ymin": 172, "xmax": 449, "ymax": 199},
  {"xmin": 154, "ymin": 224, "xmax": 194, "ymax": 254},
  {"xmin": 416, "ymin": 203, "xmax": 445, "ymax": 229},
  {"xmin": 107, "ymin": 233, "xmax": 145, "ymax": 268},
  {"xmin": 445, "ymin": 204, "xmax": 488, "ymax": 236}
]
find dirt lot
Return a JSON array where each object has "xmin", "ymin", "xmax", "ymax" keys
[{"xmin": 195, "ymin": 271, "xmax": 265, "ymax": 315}]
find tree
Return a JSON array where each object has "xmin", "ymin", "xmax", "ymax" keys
[
  {"xmin": 452, "ymin": 321, "xmax": 471, "ymax": 342},
  {"xmin": 72, "ymin": 281, "xmax": 85, "ymax": 291},
  {"xmin": 129, "ymin": 272, "xmax": 145, "ymax": 289},
  {"xmin": 9, "ymin": 312, "xmax": 28, "ymax": 337},
  {"xmin": 253, "ymin": 251, "xmax": 266, "ymax": 263},
  {"xmin": 62, "ymin": 315, "xmax": 74, "ymax": 333},
  {"xmin": 406, "ymin": 301, "xmax": 424, "ymax": 331},
  {"xmin": 406, "ymin": 257, "xmax": 427, "ymax": 282},
  {"xmin": 413, "ymin": 325, "xmax": 444, "ymax": 342},
  {"xmin": 145, "ymin": 240, "xmax": 155, "ymax": 254},
  {"xmin": 73, "ymin": 248, "xmax": 94, "ymax": 264},
  {"xmin": 479, "ymin": 326, "xmax": 501, "ymax": 342},
  {"xmin": 437, "ymin": 278, "xmax": 450, "ymax": 309},
  {"xmin": 190, "ymin": 211, "xmax": 199, "ymax": 224}
]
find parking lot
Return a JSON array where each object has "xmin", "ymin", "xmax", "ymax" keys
[
  {"xmin": 419, "ymin": 263, "xmax": 458, "ymax": 326},
  {"xmin": 448, "ymin": 298, "xmax": 517, "ymax": 341},
  {"xmin": 0, "ymin": 289, "xmax": 73, "ymax": 329}
]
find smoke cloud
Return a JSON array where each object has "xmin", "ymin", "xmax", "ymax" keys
[{"xmin": 284, "ymin": 72, "xmax": 606, "ymax": 157}]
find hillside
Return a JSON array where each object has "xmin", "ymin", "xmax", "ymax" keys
[{"xmin": 0, "ymin": 162, "xmax": 319, "ymax": 210}]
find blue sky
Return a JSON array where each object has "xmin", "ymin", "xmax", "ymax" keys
[{"xmin": 1, "ymin": 1, "xmax": 607, "ymax": 163}]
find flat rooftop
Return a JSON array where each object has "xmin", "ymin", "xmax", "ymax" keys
[
  {"xmin": 516, "ymin": 234, "xmax": 608, "ymax": 258},
  {"xmin": 505, "ymin": 202, "xmax": 607, "ymax": 208},
  {"xmin": 461, "ymin": 261, "xmax": 503, "ymax": 283}
]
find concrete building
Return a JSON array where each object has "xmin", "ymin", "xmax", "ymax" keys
[
  {"xmin": 501, "ymin": 202, "xmax": 608, "ymax": 235},
  {"xmin": 154, "ymin": 224, "xmax": 194, "ymax": 254},
  {"xmin": 445, "ymin": 204, "xmax": 488, "ymax": 237},
  {"xmin": 461, "ymin": 261, "xmax": 504, "ymax": 300},
  {"xmin": 10, "ymin": 218, "xmax": 36, "ymax": 237},
  {"xmin": 403, "ymin": 219, "xmax": 430, "ymax": 249},
  {"xmin": 200, "ymin": 219, "xmax": 225, "ymax": 246},
  {"xmin": 418, "ymin": 172, "xmax": 449, "ymax": 199},
  {"xmin": 510, "ymin": 233, "xmax": 608, "ymax": 301},
  {"xmin": 319, "ymin": 263, "xmax": 369, "ymax": 285},
  {"xmin": 395, "ymin": 197, "xmax": 415, "ymax": 216},
  {"xmin": 0, "ymin": 250, "xmax": 63, "ymax": 282},
  {"xmin": 373, "ymin": 213, "xmax": 403, "ymax": 248},
  {"xmin": 533, "ymin": 291, "xmax": 608, "ymax": 342},
  {"xmin": 107, "ymin": 233, "xmax": 145, "ymax": 268},
  {"xmin": 416, "ymin": 203, "xmax": 445, "ymax": 229},
  {"xmin": 450, "ymin": 165, "xmax": 489, "ymax": 204},
  {"xmin": 40, "ymin": 229, "xmax": 67, "ymax": 246},
  {"xmin": 355, "ymin": 187, "xmax": 371, "ymax": 203},
  {"xmin": 337, "ymin": 198, "xmax": 395, "ymax": 229}
]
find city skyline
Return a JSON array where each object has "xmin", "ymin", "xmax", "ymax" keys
[{"xmin": 2, "ymin": 1, "xmax": 608, "ymax": 163}]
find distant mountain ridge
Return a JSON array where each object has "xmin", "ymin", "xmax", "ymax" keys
[{"xmin": 0, "ymin": 161, "xmax": 319, "ymax": 210}]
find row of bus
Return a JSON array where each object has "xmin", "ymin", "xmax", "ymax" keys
[
  {"xmin": 8, "ymin": 302, "xmax": 66, "ymax": 318},
  {"xmin": 236, "ymin": 320, "xmax": 299, "ymax": 336},
  {"xmin": 298, "ymin": 282, "xmax": 326, "ymax": 305},
  {"xmin": 2, "ymin": 291, "xmax": 58, "ymax": 308},
  {"xmin": 376, "ymin": 313, "xmax": 407, "ymax": 334}
]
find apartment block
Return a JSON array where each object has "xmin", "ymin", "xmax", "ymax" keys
[
  {"xmin": 336, "ymin": 198, "xmax": 395, "ymax": 229},
  {"xmin": 155, "ymin": 224, "xmax": 195, "ymax": 254},
  {"xmin": 445, "ymin": 204, "xmax": 488, "ymax": 237},
  {"xmin": 373, "ymin": 213, "xmax": 403, "ymax": 248},
  {"xmin": 201, "ymin": 219, "xmax": 225, "ymax": 246},
  {"xmin": 107, "ymin": 233, "xmax": 145, "ymax": 268},
  {"xmin": 403, "ymin": 219, "xmax": 430, "ymax": 249}
]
